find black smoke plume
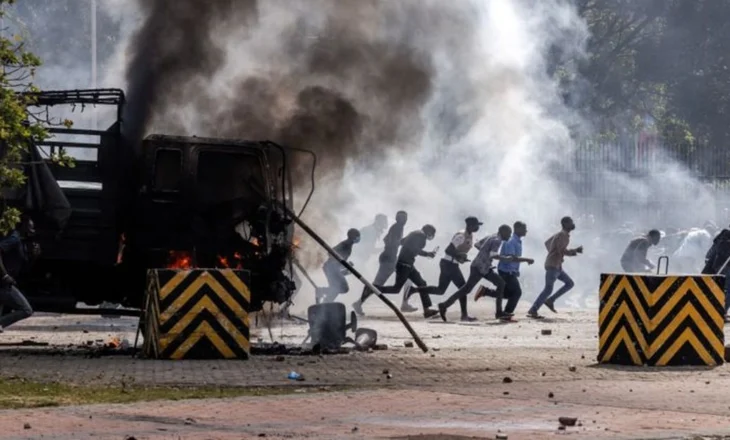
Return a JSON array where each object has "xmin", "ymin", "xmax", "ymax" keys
[{"xmin": 122, "ymin": 1, "xmax": 476, "ymax": 178}]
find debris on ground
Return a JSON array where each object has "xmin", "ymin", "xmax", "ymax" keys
[
  {"xmin": 502, "ymin": 377, "xmax": 513, "ymax": 383},
  {"xmin": 184, "ymin": 418, "xmax": 196, "ymax": 425},
  {"xmin": 382, "ymin": 369, "xmax": 389, "ymax": 375},
  {"xmin": 351, "ymin": 427, "xmax": 358, "ymax": 433},
  {"xmin": 373, "ymin": 344, "xmax": 388, "ymax": 350},
  {"xmin": 404, "ymin": 341, "xmax": 414, "ymax": 348},
  {"xmin": 569, "ymin": 365, "xmax": 577, "ymax": 372},
  {"xmin": 548, "ymin": 392, "xmax": 555, "ymax": 398},
  {"xmin": 386, "ymin": 374, "xmax": 393, "ymax": 380},
  {"xmin": 541, "ymin": 329, "xmax": 552, "ymax": 336},
  {"xmin": 559, "ymin": 417, "xmax": 578, "ymax": 427},
  {"xmin": 275, "ymin": 355, "xmax": 285, "ymax": 362},
  {"xmin": 23, "ymin": 423, "xmax": 31, "ymax": 430},
  {"xmin": 496, "ymin": 434, "xmax": 508, "ymax": 440}
]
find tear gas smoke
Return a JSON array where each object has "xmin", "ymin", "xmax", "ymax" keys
[{"xmin": 25, "ymin": 0, "xmax": 728, "ymax": 310}]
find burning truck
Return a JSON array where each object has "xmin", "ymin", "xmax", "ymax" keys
[{"xmin": 8, "ymin": 88, "xmax": 312, "ymax": 315}]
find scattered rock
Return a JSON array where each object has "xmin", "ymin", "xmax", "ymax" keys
[
  {"xmin": 558, "ymin": 425, "xmax": 566, "ymax": 431},
  {"xmin": 706, "ymin": 381, "xmax": 711, "ymax": 385},
  {"xmin": 559, "ymin": 417, "xmax": 578, "ymax": 427},
  {"xmin": 404, "ymin": 342, "xmax": 414, "ymax": 348},
  {"xmin": 540, "ymin": 372, "xmax": 546, "ymax": 377},
  {"xmin": 541, "ymin": 329, "xmax": 552, "ymax": 336},
  {"xmin": 275, "ymin": 355, "xmax": 285, "ymax": 362},
  {"xmin": 548, "ymin": 392, "xmax": 554, "ymax": 398},
  {"xmin": 386, "ymin": 374, "xmax": 393, "ymax": 380},
  {"xmin": 83, "ymin": 330, "xmax": 89, "ymax": 334},
  {"xmin": 351, "ymin": 427, "xmax": 358, "ymax": 433},
  {"xmin": 23, "ymin": 423, "xmax": 31, "ymax": 430},
  {"xmin": 374, "ymin": 344, "xmax": 388, "ymax": 351},
  {"xmin": 503, "ymin": 391, "xmax": 509, "ymax": 395},
  {"xmin": 502, "ymin": 377, "xmax": 513, "ymax": 384},
  {"xmin": 382, "ymin": 369, "xmax": 389, "ymax": 375},
  {"xmin": 568, "ymin": 365, "xmax": 577, "ymax": 372},
  {"xmin": 432, "ymin": 335, "xmax": 442, "ymax": 339},
  {"xmin": 581, "ymin": 354, "xmax": 585, "ymax": 360},
  {"xmin": 184, "ymin": 418, "xmax": 196, "ymax": 425},
  {"xmin": 125, "ymin": 437, "xmax": 137, "ymax": 440},
  {"xmin": 566, "ymin": 335, "xmax": 571, "ymax": 339},
  {"xmin": 506, "ymin": 367, "xmax": 512, "ymax": 371},
  {"xmin": 496, "ymin": 434, "xmax": 508, "ymax": 440},
  {"xmin": 258, "ymin": 434, "xmax": 266, "ymax": 438}
]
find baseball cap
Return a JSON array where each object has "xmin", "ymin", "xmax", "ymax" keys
[{"xmin": 465, "ymin": 216, "xmax": 483, "ymax": 226}]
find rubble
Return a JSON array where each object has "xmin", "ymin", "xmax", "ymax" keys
[
  {"xmin": 404, "ymin": 341, "xmax": 414, "ymax": 348},
  {"xmin": 502, "ymin": 377, "xmax": 513, "ymax": 383},
  {"xmin": 569, "ymin": 365, "xmax": 577, "ymax": 372},
  {"xmin": 541, "ymin": 329, "xmax": 552, "ymax": 335},
  {"xmin": 23, "ymin": 423, "xmax": 31, "ymax": 430},
  {"xmin": 559, "ymin": 417, "xmax": 578, "ymax": 427}
]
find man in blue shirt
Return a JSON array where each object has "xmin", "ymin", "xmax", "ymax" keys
[{"xmin": 483, "ymin": 221, "xmax": 534, "ymax": 320}]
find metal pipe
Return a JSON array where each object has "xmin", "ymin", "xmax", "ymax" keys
[{"xmin": 281, "ymin": 207, "xmax": 428, "ymax": 353}]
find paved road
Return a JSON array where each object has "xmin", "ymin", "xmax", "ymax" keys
[{"xmin": 0, "ymin": 304, "xmax": 729, "ymax": 439}]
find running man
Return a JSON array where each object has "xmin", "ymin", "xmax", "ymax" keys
[
  {"xmin": 483, "ymin": 221, "xmax": 534, "ymax": 320},
  {"xmin": 315, "ymin": 228, "xmax": 360, "ymax": 304},
  {"xmin": 438, "ymin": 224, "xmax": 513, "ymax": 321},
  {"xmin": 432, "ymin": 217, "xmax": 483, "ymax": 322},
  {"xmin": 353, "ymin": 211, "xmax": 407, "ymax": 316},
  {"xmin": 372, "ymin": 224, "xmax": 441, "ymax": 319},
  {"xmin": 528, "ymin": 216, "xmax": 583, "ymax": 319}
]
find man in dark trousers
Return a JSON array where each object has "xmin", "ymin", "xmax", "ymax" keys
[
  {"xmin": 438, "ymin": 224, "xmax": 512, "ymax": 321},
  {"xmin": 315, "ymin": 228, "xmax": 360, "ymax": 304},
  {"xmin": 352, "ymin": 211, "xmax": 408, "ymax": 316},
  {"xmin": 528, "ymin": 216, "xmax": 583, "ymax": 319},
  {"xmin": 703, "ymin": 226, "xmax": 730, "ymax": 320},
  {"xmin": 620, "ymin": 230, "xmax": 661, "ymax": 273},
  {"xmin": 370, "ymin": 224, "xmax": 441, "ymax": 319},
  {"xmin": 0, "ymin": 219, "xmax": 35, "ymax": 332},
  {"xmin": 481, "ymin": 221, "xmax": 535, "ymax": 321},
  {"xmin": 432, "ymin": 216, "xmax": 483, "ymax": 322}
]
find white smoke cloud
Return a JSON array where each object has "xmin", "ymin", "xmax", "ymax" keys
[{"xmin": 25, "ymin": 0, "xmax": 725, "ymax": 313}]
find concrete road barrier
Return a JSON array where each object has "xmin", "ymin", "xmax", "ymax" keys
[
  {"xmin": 599, "ymin": 273, "xmax": 725, "ymax": 366},
  {"xmin": 142, "ymin": 269, "xmax": 252, "ymax": 360}
]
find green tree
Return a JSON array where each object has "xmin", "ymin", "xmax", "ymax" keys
[{"xmin": 0, "ymin": 0, "xmax": 48, "ymax": 234}]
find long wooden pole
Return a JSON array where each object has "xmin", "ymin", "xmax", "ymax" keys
[{"xmin": 284, "ymin": 209, "xmax": 429, "ymax": 353}]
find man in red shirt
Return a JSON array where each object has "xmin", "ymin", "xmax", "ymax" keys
[{"xmin": 527, "ymin": 216, "xmax": 583, "ymax": 319}]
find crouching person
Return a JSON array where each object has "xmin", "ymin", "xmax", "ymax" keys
[{"xmin": 0, "ymin": 217, "xmax": 36, "ymax": 332}]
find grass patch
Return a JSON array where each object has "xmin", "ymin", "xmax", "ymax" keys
[{"xmin": 0, "ymin": 377, "xmax": 344, "ymax": 410}]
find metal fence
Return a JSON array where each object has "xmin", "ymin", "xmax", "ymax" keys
[{"xmin": 559, "ymin": 135, "xmax": 730, "ymax": 226}]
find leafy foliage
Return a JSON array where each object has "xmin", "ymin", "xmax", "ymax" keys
[
  {"xmin": 570, "ymin": 0, "xmax": 730, "ymax": 150},
  {"xmin": 0, "ymin": 0, "xmax": 48, "ymax": 234}
]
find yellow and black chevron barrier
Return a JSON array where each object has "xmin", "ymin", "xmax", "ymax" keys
[
  {"xmin": 142, "ymin": 269, "xmax": 252, "ymax": 360},
  {"xmin": 599, "ymin": 274, "xmax": 725, "ymax": 366}
]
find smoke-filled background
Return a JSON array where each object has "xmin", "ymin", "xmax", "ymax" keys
[{"xmin": 11, "ymin": 0, "xmax": 730, "ymax": 310}]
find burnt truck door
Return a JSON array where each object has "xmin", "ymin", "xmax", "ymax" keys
[{"xmin": 192, "ymin": 144, "xmax": 270, "ymax": 268}]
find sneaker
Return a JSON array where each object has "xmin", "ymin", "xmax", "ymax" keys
[
  {"xmin": 352, "ymin": 301, "xmax": 365, "ymax": 317},
  {"xmin": 497, "ymin": 313, "xmax": 516, "ymax": 322},
  {"xmin": 400, "ymin": 303, "xmax": 418, "ymax": 313},
  {"xmin": 474, "ymin": 286, "xmax": 496, "ymax": 302},
  {"xmin": 424, "ymin": 309, "xmax": 439, "ymax": 319},
  {"xmin": 527, "ymin": 312, "xmax": 545, "ymax": 320},
  {"xmin": 544, "ymin": 300, "xmax": 557, "ymax": 314},
  {"xmin": 438, "ymin": 303, "xmax": 448, "ymax": 322},
  {"xmin": 460, "ymin": 316, "xmax": 478, "ymax": 322}
]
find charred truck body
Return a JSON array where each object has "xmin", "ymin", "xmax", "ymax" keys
[{"xmin": 11, "ymin": 89, "xmax": 302, "ymax": 314}]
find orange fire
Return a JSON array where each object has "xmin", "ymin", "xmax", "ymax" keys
[
  {"xmin": 168, "ymin": 251, "xmax": 194, "ymax": 269},
  {"xmin": 217, "ymin": 253, "xmax": 244, "ymax": 269},
  {"xmin": 250, "ymin": 237, "xmax": 260, "ymax": 247}
]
